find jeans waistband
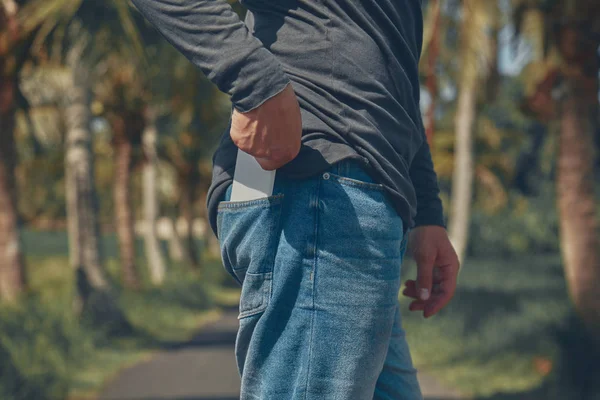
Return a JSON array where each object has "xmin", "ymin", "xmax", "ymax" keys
[{"xmin": 326, "ymin": 156, "xmax": 379, "ymax": 184}]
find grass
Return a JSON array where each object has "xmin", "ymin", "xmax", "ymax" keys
[
  {"xmin": 399, "ymin": 253, "xmax": 573, "ymax": 398},
  {"xmin": 0, "ymin": 229, "xmax": 240, "ymax": 400}
]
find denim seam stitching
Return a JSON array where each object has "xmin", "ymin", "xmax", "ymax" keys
[
  {"xmin": 238, "ymin": 272, "xmax": 273, "ymax": 319},
  {"xmin": 304, "ymin": 178, "xmax": 321, "ymax": 399},
  {"xmin": 217, "ymin": 194, "xmax": 284, "ymax": 210},
  {"xmin": 237, "ymin": 200, "xmax": 282, "ymax": 317},
  {"xmin": 328, "ymin": 173, "xmax": 386, "ymax": 191},
  {"xmin": 219, "ymin": 190, "xmax": 284, "ymax": 318},
  {"xmin": 267, "ymin": 197, "xmax": 284, "ymax": 312}
]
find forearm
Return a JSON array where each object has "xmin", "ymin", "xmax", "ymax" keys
[
  {"xmin": 409, "ymin": 134, "xmax": 445, "ymax": 228},
  {"xmin": 131, "ymin": 0, "xmax": 290, "ymax": 112}
]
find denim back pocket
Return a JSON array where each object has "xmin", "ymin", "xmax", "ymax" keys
[
  {"xmin": 324, "ymin": 158, "xmax": 386, "ymax": 193},
  {"xmin": 217, "ymin": 193, "xmax": 284, "ymax": 318}
]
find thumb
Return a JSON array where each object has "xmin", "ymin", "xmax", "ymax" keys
[{"xmin": 415, "ymin": 251, "xmax": 434, "ymax": 301}]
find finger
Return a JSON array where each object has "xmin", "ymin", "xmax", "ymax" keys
[
  {"xmin": 403, "ymin": 280, "xmax": 418, "ymax": 298},
  {"xmin": 424, "ymin": 296, "xmax": 449, "ymax": 318},
  {"xmin": 403, "ymin": 281, "xmax": 442, "ymax": 298},
  {"xmin": 424, "ymin": 301, "xmax": 440, "ymax": 318},
  {"xmin": 402, "ymin": 287, "xmax": 419, "ymax": 299},
  {"xmin": 414, "ymin": 250, "xmax": 435, "ymax": 301},
  {"xmin": 408, "ymin": 300, "xmax": 426, "ymax": 311},
  {"xmin": 407, "ymin": 272, "xmax": 443, "ymax": 289},
  {"xmin": 408, "ymin": 279, "xmax": 446, "ymax": 295},
  {"xmin": 425, "ymin": 270, "xmax": 445, "ymax": 284},
  {"xmin": 438, "ymin": 263, "xmax": 457, "ymax": 281},
  {"xmin": 423, "ymin": 287, "xmax": 455, "ymax": 318},
  {"xmin": 408, "ymin": 286, "xmax": 450, "ymax": 317},
  {"xmin": 433, "ymin": 281, "xmax": 444, "ymax": 294},
  {"xmin": 437, "ymin": 262, "xmax": 459, "ymax": 298}
]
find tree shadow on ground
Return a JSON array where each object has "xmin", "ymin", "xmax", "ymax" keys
[
  {"xmin": 160, "ymin": 327, "xmax": 238, "ymax": 350},
  {"xmin": 99, "ymin": 397, "xmax": 238, "ymax": 400},
  {"xmin": 102, "ymin": 396, "xmax": 468, "ymax": 400},
  {"xmin": 475, "ymin": 385, "xmax": 548, "ymax": 400},
  {"xmin": 434, "ymin": 284, "xmax": 566, "ymax": 335},
  {"xmin": 114, "ymin": 304, "xmax": 239, "ymax": 352}
]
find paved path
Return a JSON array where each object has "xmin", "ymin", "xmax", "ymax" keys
[{"xmin": 99, "ymin": 310, "xmax": 464, "ymax": 400}]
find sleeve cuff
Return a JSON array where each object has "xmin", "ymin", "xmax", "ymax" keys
[
  {"xmin": 413, "ymin": 200, "xmax": 446, "ymax": 229},
  {"xmin": 229, "ymin": 47, "xmax": 291, "ymax": 113}
]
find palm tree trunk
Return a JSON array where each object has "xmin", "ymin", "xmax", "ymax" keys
[
  {"xmin": 179, "ymin": 172, "xmax": 199, "ymax": 268},
  {"xmin": 0, "ymin": 82, "xmax": 26, "ymax": 302},
  {"xmin": 64, "ymin": 65, "xmax": 107, "ymax": 291},
  {"xmin": 557, "ymin": 86, "xmax": 600, "ymax": 336},
  {"xmin": 447, "ymin": 0, "xmax": 488, "ymax": 264},
  {"xmin": 113, "ymin": 120, "xmax": 140, "ymax": 289},
  {"xmin": 142, "ymin": 107, "xmax": 166, "ymax": 285},
  {"xmin": 448, "ymin": 74, "xmax": 476, "ymax": 264},
  {"xmin": 0, "ymin": 0, "xmax": 26, "ymax": 303}
]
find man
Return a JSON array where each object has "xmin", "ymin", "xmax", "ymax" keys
[{"xmin": 131, "ymin": 0, "xmax": 460, "ymax": 398}]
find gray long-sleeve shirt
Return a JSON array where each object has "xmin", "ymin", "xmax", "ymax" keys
[{"xmin": 131, "ymin": 0, "xmax": 445, "ymax": 238}]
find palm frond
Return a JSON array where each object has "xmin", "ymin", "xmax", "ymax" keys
[
  {"xmin": 16, "ymin": 0, "xmax": 73, "ymax": 39},
  {"xmin": 114, "ymin": 1, "xmax": 146, "ymax": 66},
  {"xmin": 17, "ymin": 0, "xmax": 146, "ymax": 68}
]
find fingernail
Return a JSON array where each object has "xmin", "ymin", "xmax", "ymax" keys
[{"xmin": 419, "ymin": 288, "xmax": 430, "ymax": 301}]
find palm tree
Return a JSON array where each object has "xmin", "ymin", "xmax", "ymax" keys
[
  {"xmin": 448, "ymin": 0, "xmax": 499, "ymax": 263},
  {"xmin": 62, "ymin": 23, "xmax": 108, "ymax": 291},
  {"xmin": 106, "ymin": 88, "xmax": 143, "ymax": 289},
  {"xmin": 515, "ymin": 0, "xmax": 600, "ymax": 337},
  {"xmin": 16, "ymin": 20, "xmax": 120, "ymax": 306},
  {"xmin": 19, "ymin": 0, "xmax": 147, "ymax": 290},
  {"xmin": 4, "ymin": 0, "xmax": 145, "ymax": 300}
]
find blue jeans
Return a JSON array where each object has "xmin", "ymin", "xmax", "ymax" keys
[{"xmin": 216, "ymin": 158, "xmax": 423, "ymax": 399}]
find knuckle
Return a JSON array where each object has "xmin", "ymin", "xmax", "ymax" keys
[
  {"xmin": 254, "ymin": 148, "xmax": 272, "ymax": 159},
  {"xmin": 231, "ymin": 135, "xmax": 242, "ymax": 147}
]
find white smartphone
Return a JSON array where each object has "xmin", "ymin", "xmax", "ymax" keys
[{"xmin": 230, "ymin": 149, "xmax": 276, "ymax": 201}]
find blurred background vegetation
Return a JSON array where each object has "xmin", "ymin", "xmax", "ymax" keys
[{"xmin": 0, "ymin": 0, "xmax": 599, "ymax": 399}]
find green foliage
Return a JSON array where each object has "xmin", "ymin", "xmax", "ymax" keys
[
  {"xmin": 118, "ymin": 266, "xmax": 216, "ymax": 342},
  {"xmin": 401, "ymin": 253, "xmax": 571, "ymax": 397},
  {"xmin": 0, "ymin": 296, "xmax": 94, "ymax": 400},
  {"xmin": 469, "ymin": 181, "xmax": 560, "ymax": 258}
]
